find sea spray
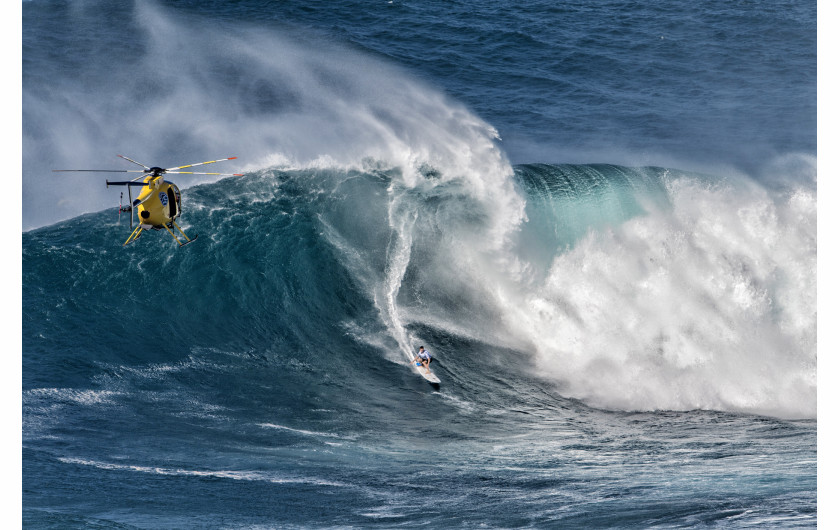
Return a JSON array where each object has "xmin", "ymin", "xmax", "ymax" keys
[
  {"xmin": 24, "ymin": 0, "xmax": 523, "ymax": 233},
  {"xmin": 505, "ymin": 169, "xmax": 816, "ymax": 418},
  {"xmin": 349, "ymin": 162, "xmax": 816, "ymax": 419}
]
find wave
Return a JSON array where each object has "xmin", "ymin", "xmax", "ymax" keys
[{"xmin": 23, "ymin": 155, "xmax": 817, "ymax": 419}]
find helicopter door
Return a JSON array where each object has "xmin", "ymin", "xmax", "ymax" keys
[{"xmin": 167, "ymin": 187, "xmax": 178, "ymax": 218}]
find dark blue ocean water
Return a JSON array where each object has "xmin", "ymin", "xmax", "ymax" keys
[{"xmin": 23, "ymin": 0, "xmax": 816, "ymax": 527}]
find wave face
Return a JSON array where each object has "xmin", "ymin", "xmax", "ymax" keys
[{"xmin": 24, "ymin": 160, "xmax": 816, "ymax": 419}]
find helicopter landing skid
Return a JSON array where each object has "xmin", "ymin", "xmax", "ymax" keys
[
  {"xmin": 123, "ymin": 224, "xmax": 147, "ymax": 246},
  {"xmin": 163, "ymin": 221, "xmax": 197, "ymax": 248},
  {"xmin": 178, "ymin": 234, "xmax": 198, "ymax": 247}
]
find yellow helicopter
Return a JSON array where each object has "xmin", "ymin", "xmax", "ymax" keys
[{"xmin": 55, "ymin": 155, "xmax": 242, "ymax": 247}]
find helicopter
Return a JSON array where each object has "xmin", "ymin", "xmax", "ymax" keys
[{"xmin": 54, "ymin": 155, "xmax": 242, "ymax": 247}]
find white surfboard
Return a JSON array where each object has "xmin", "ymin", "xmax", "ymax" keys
[{"xmin": 410, "ymin": 360, "xmax": 441, "ymax": 385}]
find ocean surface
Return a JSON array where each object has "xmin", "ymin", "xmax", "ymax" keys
[{"xmin": 22, "ymin": 0, "xmax": 817, "ymax": 528}]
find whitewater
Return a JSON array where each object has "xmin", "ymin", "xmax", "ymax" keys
[{"xmin": 23, "ymin": 0, "xmax": 817, "ymax": 527}]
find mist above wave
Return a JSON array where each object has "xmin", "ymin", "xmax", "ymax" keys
[{"xmin": 24, "ymin": 0, "xmax": 520, "ymax": 231}]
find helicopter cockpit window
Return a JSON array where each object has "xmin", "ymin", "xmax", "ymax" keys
[{"xmin": 167, "ymin": 187, "xmax": 177, "ymax": 218}]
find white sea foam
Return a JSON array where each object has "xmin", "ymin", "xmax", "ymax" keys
[
  {"xmin": 369, "ymin": 161, "xmax": 816, "ymax": 419},
  {"xmin": 24, "ymin": 388, "xmax": 121, "ymax": 406},
  {"xmin": 23, "ymin": 388, "xmax": 122, "ymax": 441},
  {"xmin": 495, "ymin": 173, "xmax": 816, "ymax": 418},
  {"xmin": 58, "ymin": 457, "xmax": 346, "ymax": 487},
  {"xmin": 256, "ymin": 422, "xmax": 346, "ymax": 439}
]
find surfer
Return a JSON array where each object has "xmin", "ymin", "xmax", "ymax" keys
[{"xmin": 413, "ymin": 346, "xmax": 433, "ymax": 374}]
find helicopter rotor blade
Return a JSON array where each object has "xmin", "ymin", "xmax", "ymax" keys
[
  {"xmin": 166, "ymin": 157, "xmax": 238, "ymax": 172},
  {"xmin": 165, "ymin": 171, "xmax": 245, "ymax": 176},
  {"xmin": 117, "ymin": 154, "xmax": 151, "ymax": 171},
  {"xmin": 52, "ymin": 169, "xmax": 147, "ymax": 173}
]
